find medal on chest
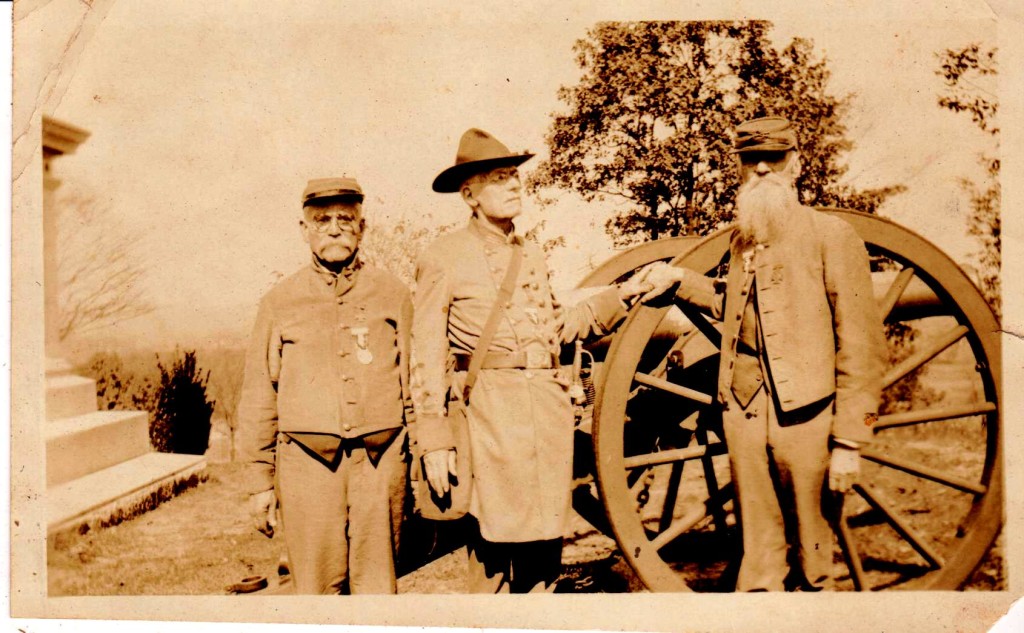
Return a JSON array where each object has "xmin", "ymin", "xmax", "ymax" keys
[{"xmin": 350, "ymin": 326, "xmax": 373, "ymax": 365}]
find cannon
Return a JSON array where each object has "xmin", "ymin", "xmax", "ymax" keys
[
  {"xmin": 247, "ymin": 208, "xmax": 1000, "ymax": 595},
  {"xmin": 567, "ymin": 208, "xmax": 1002, "ymax": 591}
]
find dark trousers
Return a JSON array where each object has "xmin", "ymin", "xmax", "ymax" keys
[
  {"xmin": 276, "ymin": 430, "xmax": 407, "ymax": 594},
  {"xmin": 465, "ymin": 519, "xmax": 562, "ymax": 593}
]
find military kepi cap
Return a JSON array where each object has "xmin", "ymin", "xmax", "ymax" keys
[
  {"xmin": 432, "ymin": 128, "xmax": 534, "ymax": 193},
  {"xmin": 732, "ymin": 116, "xmax": 799, "ymax": 153},
  {"xmin": 302, "ymin": 177, "xmax": 364, "ymax": 205}
]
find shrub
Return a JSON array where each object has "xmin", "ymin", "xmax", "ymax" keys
[
  {"xmin": 150, "ymin": 350, "xmax": 216, "ymax": 455},
  {"xmin": 83, "ymin": 352, "xmax": 157, "ymax": 412},
  {"xmin": 82, "ymin": 349, "xmax": 216, "ymax": 455}
]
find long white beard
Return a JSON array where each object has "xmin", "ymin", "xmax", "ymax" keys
[{"xmin": 734, "ymin": 173, "xmax": 801, "ymax": 245}]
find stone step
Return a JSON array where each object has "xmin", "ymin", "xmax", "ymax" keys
[
  {"xmin": 47, "ymin": 452, "xmax": 208, "ymax": 534},
  {"xmin": 46, "ymin": 373, "xmax": 98, "ymax": 420},
  {"xmin": 45, "ymin": 410, "xmax": 151, "ymax": 487}
]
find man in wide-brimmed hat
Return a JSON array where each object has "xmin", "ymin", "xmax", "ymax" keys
[
  {"xmin": 641, "ymin": 116, "xmax": 886, "ymax": 591},
  {"xmin": 239, "ymin": 177, "xmax": 413, "ymax": 594},
  {"xmin": 411, "ymin": 128, "xmax": 654, "ymax": 593}
]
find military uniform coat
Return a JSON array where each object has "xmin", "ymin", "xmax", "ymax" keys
[
  {"xmin": 238, "ymin": 260, "xmax": 414, "ymax": 495},
  {"xmin": 411, "ymin": 216, "xmax": 627, "ymax": 542},
  {"xmin": 674, "ymin": 206, "xmax": 886, "ymax": 443}
]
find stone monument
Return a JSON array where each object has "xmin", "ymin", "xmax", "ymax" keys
[{"xmin": 43, "ymin": 116, "xmax": 207, "ymax": 534}]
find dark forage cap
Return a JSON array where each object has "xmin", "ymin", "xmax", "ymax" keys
[
  {"xmin": 303, "ymin": 177, "xmax": 364, "ymax": 205},
  {"xmin": 432, "ymin": 128, "xmax": 534, "ymax": 193},
  {"xmin": 732, "ymin": 116, "xmax": 799, "ymax": 154}
]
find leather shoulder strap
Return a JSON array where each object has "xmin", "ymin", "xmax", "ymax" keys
[{"xmin": 462, "ymin": 243, "xmax": 523, "ymax": 404}]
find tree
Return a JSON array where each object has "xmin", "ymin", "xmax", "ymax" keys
[
  {"xmin": 359, "ymin": 215, "xmax": 455, "ymax": 285},
  {"xmin": 57, "ymin": 193, "xmax": 155, "ymax": 340},
  {"xmin": 205, "ymin": 348, "xmax": 245, "ymax": 461},
  {"xmin": 528, "ymin": 21, "xmax": 903, "ymax": 246},
  {"xmin": 937, "ymin": 44, "xmax": 999, "ymax": 318}
]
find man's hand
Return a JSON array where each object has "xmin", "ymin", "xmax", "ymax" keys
[
  {"xmin": 829, "ymin": 446, "xmax": 860, "ymax": 494},
  {"xmin": 639, "ymin": 263, "xmax": 686, "ymax": 303},
  {"xmin": 249, "ymin": 489, "xmax": 278, "ymax": 538},
  {"xmin": 618, "ymin": 262, "xmax": 676, "ymax": 305},
  {"xmin": 423, "ymin": 448, "xmax": 458, "ymax": 496}
]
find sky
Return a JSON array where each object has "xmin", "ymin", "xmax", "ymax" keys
[{"xmin": 29, "ymin": 0, "xmax": 1006, "ymax": 352}]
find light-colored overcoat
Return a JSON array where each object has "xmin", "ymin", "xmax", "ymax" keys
[{"xmin": 411, "ymin": 216, "xmax": 626, "ymax": 542}]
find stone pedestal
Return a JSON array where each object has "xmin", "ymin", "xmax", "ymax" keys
[{"xmin": 43, "ymin": 116, "xmax": 206, "ymax": 534}]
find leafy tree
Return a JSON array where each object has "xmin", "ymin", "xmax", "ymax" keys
[
  {"xmin": 937, "ymin": 44, "xmax": 999, "ymax": 317},
  {"xmin": 528, "ymin": 21, "xmax": 903, "ymax": 245}
]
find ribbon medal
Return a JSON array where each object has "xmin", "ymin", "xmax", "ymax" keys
[{"xmin": 350, "ymin": 326, "xmax": 373, "ymax": 365}]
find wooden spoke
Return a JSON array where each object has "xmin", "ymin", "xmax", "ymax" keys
[
  {"xmin": 635, "ymin": 372, "xmax": 714, "ymax": 405},
  {"xmin": 860, "ymin": 447, "xmax": 987, "ymax": 495},
  {"xmin": 878, "ymin": 266, "xmax": 915, "ymax": 319},
  {"xmin": 884, "ymin": 325, "xmax": 969, "ymax": 388},
  {"xmin": 659, "ymin": 462, "xmax": 685, "ymax": 533},
  {"xmin": 649, "ymin": 483, "xmax": 733, "ymax": 551},
  {"xmin": 874, "ymin": 402, "xmax": 997, "ymax": 431},
  {"xmin": 854, "ymin": 484, "xmax": 944, "ymax": 569},
  {"xmin": 650, "ymin": 505, "xmax": 707, "ymax": 551},
  {"xmin": 624, "ymin": 443, "xmax": 729, "ymax": 469},
  {"xmin": 834, "ymin": 499, "xmax": 867, "ymax": 591},
  {"xmin": 676, "ymin": 302, "xmax": 722, "ymax": 349},
  {"xmin": 695, "ymin": 425, "xmax": 729, "ymax": 534}
]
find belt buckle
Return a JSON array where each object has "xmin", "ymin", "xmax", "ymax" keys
[{"xmin": 526, "ymin": 349, "xmax": 550, "ymax": 369}]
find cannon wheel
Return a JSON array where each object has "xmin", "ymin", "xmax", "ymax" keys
[{"xmin": 587, "ymin": 209, "xmax": 1002, "ymax": 591}]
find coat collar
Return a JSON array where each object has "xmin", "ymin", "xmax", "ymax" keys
[
  {"xmin": 310, "ymin": 254, "xmax": 363, "ymax": 298},
  {"xmin": 468, "ymin": 213, "xmax": 522, "ymax": 246}
]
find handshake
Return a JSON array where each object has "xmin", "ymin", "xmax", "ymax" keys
[{"xmin": 616, "ymin": 261, "xmax": 688, "ymax": 306}]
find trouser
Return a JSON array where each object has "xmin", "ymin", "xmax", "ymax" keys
[
  {"xmin": 275, "ymin": 429, "xmax": 407, "ymax": 594},
  {"xmin": 722, "ymin": 385, "xmax": 834, "ymax": 591},
  {"xmin": 465, "ymin": 519, "xmax": 562, "ymax": 593}
]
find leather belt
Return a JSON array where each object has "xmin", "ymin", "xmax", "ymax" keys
[{"xmin": 454, "ymin": 350, "xmax": 559, "ymax": 371}]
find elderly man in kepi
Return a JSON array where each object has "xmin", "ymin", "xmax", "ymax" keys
[
  {"xmin": 410, "ymin": 128, "xmax": 656, "ymax": 593},
  {"xmin": 238, "ymin": 177, "xmax": 413, "ymax": 594},
  {"xmin": 641, "ymin": 116, "xmax": 887, "ymax": 591}
]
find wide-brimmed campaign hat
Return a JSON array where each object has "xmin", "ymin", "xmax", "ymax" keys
[
  {"xmin": 731, "ymin": 116, "xmax": 799, "ymax": 154},
  {"xmin": 432, "ymin": 128, "xmax": 534, "ymax": 193},
  {"xmin": 302, "ymin": 177, "xmax": 364, "ymax": 205}
]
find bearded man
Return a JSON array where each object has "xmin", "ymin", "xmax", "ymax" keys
[{"xmin": 643, "ymin": 116, "xmax": 886, "ymax": 591}]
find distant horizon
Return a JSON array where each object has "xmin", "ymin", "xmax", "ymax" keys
[{"xmin": 43, "ymin": 6, "xmax": 1001, "ymax": 357}]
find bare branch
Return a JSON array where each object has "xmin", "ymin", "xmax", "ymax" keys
[{"xmin": 56, "ymin": 193, "xmax": 155, "ymax": 340}]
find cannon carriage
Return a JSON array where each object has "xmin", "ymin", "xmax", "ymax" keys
[{"xmin": 567, "ymin": 208, "xmax": 1002, "ymax": 591}]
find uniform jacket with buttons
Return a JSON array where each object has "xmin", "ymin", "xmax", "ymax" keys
[
  {"xmin": 239, "ymin": 259, "xmax": 414, "ymax": 494},
  {"xmin": 675, "ymin": 207, "xmax": 885, "ymax": 444},
  {"xmin": 410, "ymin": 216, "xmax": 627, "ymax": 541}
]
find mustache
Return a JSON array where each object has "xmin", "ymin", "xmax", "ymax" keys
[{"xmin": 739, "ymin": 172, "xmax": 791, "ymax": 193}]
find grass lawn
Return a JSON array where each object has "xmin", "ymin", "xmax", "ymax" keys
[
  {"xmin": 47, "ymin": 462, "xmax": 633, "ymax": 595},
  {"xmin": 47, "ymin": 461, "xmax": 1001, "ymax": 595}
]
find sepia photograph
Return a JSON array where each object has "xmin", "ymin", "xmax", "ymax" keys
[{"xmin": 9, "ymin": 0, "xmax": 1023, "ymax": 630}]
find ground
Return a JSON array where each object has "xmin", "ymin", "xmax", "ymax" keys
[{"xmin": 47, "ymin": 462, "xmax": 1001, "ymax": 595}]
